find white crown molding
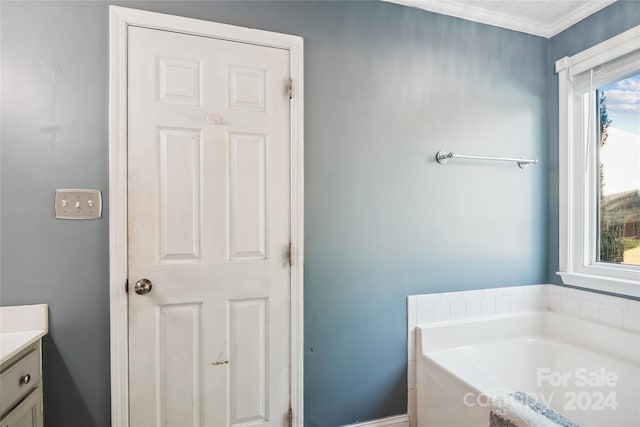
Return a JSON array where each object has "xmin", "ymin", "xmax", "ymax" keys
[
  {"xmin": 387, "ymin": 0, "xmax": 552, "ymax": 37},
  {"xmin": 548, "ymin": 0, "xmax": 617, "ymax": 37},
  {"xmin": 386, "ymin": 0, "xmax": 618, "ymax": 39}
]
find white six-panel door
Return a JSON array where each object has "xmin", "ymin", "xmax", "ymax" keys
[{"xmin": 127, "ymin": 26, "xmax": 291, "ymax": 427}]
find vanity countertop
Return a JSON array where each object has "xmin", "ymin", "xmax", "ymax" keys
[{"xmin": 0, "ymin": 304, "xmax": 48, "ymax": 365}]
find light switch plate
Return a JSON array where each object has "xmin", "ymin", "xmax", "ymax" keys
[{"xmin": 54, "ymin": 189, "xmax": 102, "ymax": 219}]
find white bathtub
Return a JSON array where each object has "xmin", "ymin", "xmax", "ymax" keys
[{"xmin": 416, "ymin": 311, "xmax": 640, "ymax": 427}]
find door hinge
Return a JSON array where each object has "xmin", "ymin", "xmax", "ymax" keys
[
  {"xmin": 288, "ymin": 408, "xmax": 293, "ymax": 427},
  {"xmin": 125, "ymin": 279, "xmax": 129, "ymax": 293},
  {"xmin": 288, "ymin": 242, "xmax": 295, "ymax": 266},
  {"xmin": 288, "ymin": 78, "xmax": 294, "ymax": 99}
]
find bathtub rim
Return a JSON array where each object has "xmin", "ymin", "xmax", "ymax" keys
[{"xmin": 417, "ymin": 309, "xmax": 640, "ymax": 364}]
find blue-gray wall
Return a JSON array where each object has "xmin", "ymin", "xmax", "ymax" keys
[
  {"xmin": 547, "ymin": 0, "xmax": 640, "ymax": 285},
  {"xmin": 8, "ymin": 0, "xmax": 627, "ymax": 425}
]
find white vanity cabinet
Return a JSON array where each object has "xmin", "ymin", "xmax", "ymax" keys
[
  {"xmin": 0, "ymin": 305, "xmax": 47, "ymax": 427},
  {"xmin": 0, "ymin": 343, "xmax": 44, "ymax": 427}
]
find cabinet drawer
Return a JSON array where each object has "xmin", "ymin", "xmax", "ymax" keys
[{"xmin": 0, "ymin": 350, "xmax": 40, "ymax": 416}]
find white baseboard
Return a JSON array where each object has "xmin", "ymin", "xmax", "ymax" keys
[{"xmin": 343, "ymin": 414, "xmax": 410, "ymax": 427}]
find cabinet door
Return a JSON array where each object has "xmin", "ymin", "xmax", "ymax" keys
[{"xmin": 0, "ymin": 388, "xmax": 42, "ymax": 427}]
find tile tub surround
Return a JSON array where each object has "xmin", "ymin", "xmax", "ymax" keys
[
  {"xmin": 406, "ymin": 284, "xmax": 640, "ymax": 426},
  {"xmin": 548, "ymin": 286, "xmax": 640, "ymax": 331}
]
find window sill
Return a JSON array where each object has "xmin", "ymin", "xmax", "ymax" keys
[{"xmin": 557, "ymin": 272, "xmax": 640, "ymax": 298}]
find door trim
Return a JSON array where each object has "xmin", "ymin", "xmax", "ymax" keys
[{"xmin": 108, "ymin": 6, "xmax": 304, "ymax": 426}]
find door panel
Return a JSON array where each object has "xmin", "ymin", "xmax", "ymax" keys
[
  {"xmin": 157, "ymin": 303, "xmax": 202, "ymax": 426},
  {"xmin": 228, "ymin": 298, "xmax": 268, "ymax": 424},
  {"xmin": 158, "ymin": 127, "xmax": 202, "ymax": 262},
  {"xmin": 229, "ymin": 132, "xmax": 267, "ymax": 260},
  {"xmin": 127, "ymin": 26, "xmax": 291, "ymax": 427}
]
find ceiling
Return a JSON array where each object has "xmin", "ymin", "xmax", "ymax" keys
[{"xmin": 386, "ymin": 0, "xmax": 617, "ymax": 38}]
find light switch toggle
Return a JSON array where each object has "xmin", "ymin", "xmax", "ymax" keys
[{"xmin": 55, "ymin": 189, "xmax": 102, "ymax": 220}]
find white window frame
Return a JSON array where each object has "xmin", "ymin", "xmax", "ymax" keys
[{"xmin": 556, "ymin": 25, "xmax": 640, "ymax": 297}]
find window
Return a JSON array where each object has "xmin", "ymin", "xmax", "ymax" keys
[
  {"xmin": 597, "ymin": 76, "xmax": 640, "ymax": 267},
  {"xmin": 556, "ymin": 25, "xmax": 640, "ymax": 297}
]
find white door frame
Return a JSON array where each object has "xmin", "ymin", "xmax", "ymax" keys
[{"xmin": 108, "ymin": 6, "xmax": 304, "ymax": 426}]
